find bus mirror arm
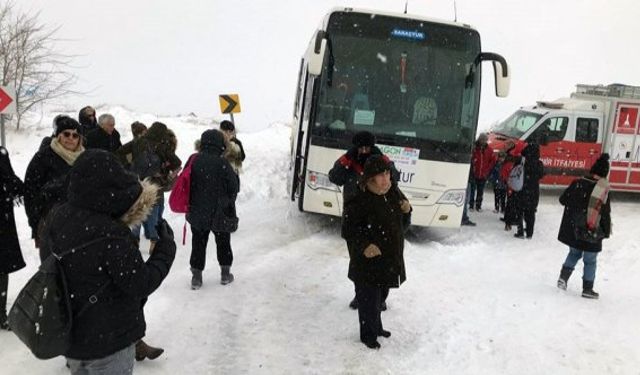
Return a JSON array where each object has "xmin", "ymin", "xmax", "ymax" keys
[
  {"xmin": 475, "ymin": 52, "xmax": 510, "ymax": 98},
  {"xmin": 308, "ymin": 31, "xmax": 328, "ymax": 76}
]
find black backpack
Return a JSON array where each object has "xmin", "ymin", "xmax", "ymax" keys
[
  {"xmin": 131, "ymin": 143, "xmax": 162, "ymax": 179},
  {"xmin": 8, "ymin": 237, "xmax": 113, "ymax": 359}
]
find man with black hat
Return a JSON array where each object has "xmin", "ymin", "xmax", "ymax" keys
[
  {"xmin": 556, "ymin": 153, "xmax": 612, "ymax": 299},
  {"xmin": 341, "ymin": 155, "xmax": 411, "ymax": 349},
  {"xmin": 329, "ymin": 131, "xmax": 400, "ymax": 310}
]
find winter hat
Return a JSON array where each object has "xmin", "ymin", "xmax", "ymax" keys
[
  {"xmin": 361, "ymin": 154, "xmax": 391, "ymax": 181},
  {"xmin": 352, "ymin": 131, "xmax": 376, "ymax": 148},
  {"xmin": 220, "ymin": 120, "xmax": 235, "ymax": 132},
  {"xmin": 53, "ymin": 115, "xmax": 80, "ymax": 136},
  {"xmin": 131, "ymin": 121, "xmax": 147, "ymax": 138},
  {"xmin": 590, "ymin": 153, "xmax": 610, "ymax": 178},
  {"xmin": 67, "ymin": 149, "xmax": 144, "ymax": 218},
  {"xmin": 200, "ymin": 129, "xmax": 226, "ymax": 154}
]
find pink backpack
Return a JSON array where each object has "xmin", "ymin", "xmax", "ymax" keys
[{"xmin": 169, "ymin": 154, "xmax": 197, "ymax": 213}]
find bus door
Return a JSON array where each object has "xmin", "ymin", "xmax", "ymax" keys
[
  {"xmin": 290, "ymin": 59, "xmax": 313, "ymax": 201},
  {"xmin": 526, "ymin": 115, "xmax": 570, "ymax": 185},
  {"xmin": 609, "ymin": 103, "xmax": 640, "ymax": 189}
]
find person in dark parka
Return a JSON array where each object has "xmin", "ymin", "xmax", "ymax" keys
[
  {"xmin": 556, "ymin": 153, "xmax": 611, "ymax": 299},
  {"xmin": 40, "ymin": 149, "xmax": 176, "ymax": 372},
  {"xmin": 0, "ymin": 146, "xmax": 26, "ymax": 330},
  {"xmin": 514, "ymin": 143, "xmax": 545, "ymax": 238},
  {"xmin": 220, "ymin": 120, "xmax": 246, "ymax": 175},
  {"xmin": 85, "ymin": 113, "xmax": 122, "ymax": 153},
  {"xmin": 187, "ymin": 129, "xmax": 239, "ymax": 288},
  {"xmin": 342, "ymin": 155, "xmax": 411, "ymax": 349},
  {"xmin": 78, "ymin": 105, "xmax": 98, "ymax": 137},
  {"xmin": 24, "ymin": 115, "xmax": 85, "ymax": 251}
]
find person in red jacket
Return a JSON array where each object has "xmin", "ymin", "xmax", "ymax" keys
[{"xmin": 469, "ymin": 133, "xmax": 496, "ymax": 212}]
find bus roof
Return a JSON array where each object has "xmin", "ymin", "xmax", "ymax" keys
[{"xmin": 321, "ymin": 7, "xmax": 477, "ymax": 32}]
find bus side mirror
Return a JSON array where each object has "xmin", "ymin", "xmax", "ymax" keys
[
  {"xmin": 476, "ymin": 53, "xmax": 510, "ymax": 98},
  {"xmin": 492, "ymin": 60, "xmax": 510, "ymax": 98},
  {"xmin": 308, "ymin": 31, "xmax": 327, "ymax": 76}
]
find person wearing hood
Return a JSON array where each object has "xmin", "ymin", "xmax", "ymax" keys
[
  {"xmin": 556, "ymin": 154, "xmax": 612, "ymax": 299},
  {"xmin": 187, "ymin": 129, "xmax": 240, "ymax": 289},
  {"xmin": 24, "ymin": 115, "xmax": 85, "ymax": 251},
  {"xmin": 85, "ymin": 113, "xmax": 122, "ymax": 153},
  {"xmin": 78, "ymin": 106, "xmax": 98, "ymax": 137},
  {"xmin": 341, "ymin": 155, "xmax": 411, "ymax": 349},
  {"xmin": 514, "ymin": 143, "xmax": 545, "ymax": 239},
  {"xmin": 39, "ymin": 149, "xmax": 176, "ymax": 372},
  {"xmin": 219, "ymin": 120, "xmax": 246, "ymax": 175},
  {"xmin": 469, "ymin": 132, "xmax": 496, "ymax": 212},
  {"xmin": 0, "ymin": 146, "xmax": 26, "ymax": 330},
  {"xmin": 116, "ymin": 121, "xmax": 182, "ymax": 253}
]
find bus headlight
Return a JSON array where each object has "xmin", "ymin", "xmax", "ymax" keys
[
  {"xmin": 437, "ymin": 189, "xmax": 466, "ymax": 207},
  {"xmin": 307, "ymin": 170, "xmax": 340, "ymax": 191}
]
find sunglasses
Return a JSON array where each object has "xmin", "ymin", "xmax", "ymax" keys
[{"xmin": 61, "ymin": 131, "xmax": 80, "ymax": 139}]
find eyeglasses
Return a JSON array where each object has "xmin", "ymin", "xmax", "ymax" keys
[{"xmin": 61, "ymin": 131, "xmax": 80, "ymax": 139}]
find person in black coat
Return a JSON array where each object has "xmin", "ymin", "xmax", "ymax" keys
[
  {"xmin": 556, "ymin": 153, "xmax": 611, "ymax": 299},
  {"xmin": 0, "ymin": 146, "xmax": 26, "ymax": 330},
  {"xmin": 342, "ymin": 155, "xmax": 411, "ymax": 349},
  {"xmin": 78, "ymin": 105, "xmax": 98, "ymax": 137},
  {"xmin": 40, "ymin": 149, "xmax": 176, "ymax": 371},
  {"xmin": 24, "ymin": 115, "xmax": 85, "ymax": 251},
  {"xmin": 514, "ymin": 143, "xmax": 545, "ymax": 238},
  {"xmin": 220, "ymin": 120, "xmax": 246, "ymax": 174},
  {"xmin": 187, "ymin": 129, "xmax": 240, "ymax": 289},
  {"xmin": 85, "ymin": 113, "xmax": 122, "ymax": 153}
]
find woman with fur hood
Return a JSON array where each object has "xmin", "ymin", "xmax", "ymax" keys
[
  {"xmin": 219, "ymin": 120, "xmax": 245, "ymax": 175},
  {"xmin": 40, "ymin": 149, "xmax": 176, "ymax": 373},
  {"xmin": 24, "ymin": 115, "xmax": 85, "ymax": 252}
]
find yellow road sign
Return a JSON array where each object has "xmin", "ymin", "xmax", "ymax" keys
[{"xmin": 219, "ymin": 94, "xmax": 241, "ymax": 114}]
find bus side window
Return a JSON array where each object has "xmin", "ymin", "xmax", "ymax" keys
[{"xmin": 576, "ymin": 118, "xmax": 599, "ymax": 143}]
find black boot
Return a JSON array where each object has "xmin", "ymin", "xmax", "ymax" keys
[
  {"xmin": 221, "ymin": 265, "xmax": 234, "ymax": 285},
  {"xmin": 135, "ymin": 340, "xmax": 164, "ymax": 361},
  {"xmin": 582, "ymin": 280, "xmax": 599, "ymax": 299},
  {"xmin": 349, "ymin": 296, "xmax": 358, "ymax": 310},
  {"xmin": 361, "ymin": 339, "xmax": 381, "ymax": 349},
  {"xmin": 557, "ymin": 266, "xmax": 573, "ymax": 290},
  {"xmin": 191, "ymin": 267, "xmax": 203, "ymax": 290}
]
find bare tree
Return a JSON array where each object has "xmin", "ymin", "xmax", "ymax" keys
[{"xmin": 0, "ymin": 1, "xmax": 78, "ymax": 129}]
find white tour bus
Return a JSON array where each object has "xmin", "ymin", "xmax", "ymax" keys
[{"xmin": 289, "ymin": 7, "xmax": 510, "ymax": 227}]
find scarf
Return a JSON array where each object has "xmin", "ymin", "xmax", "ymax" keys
[
  {"xmin": 50, "ymin": 138, "xmax": 85, "ymax": 166},
  {"xmin": 587, "ymin": 177, "xmax": 609, "ymax": 231}
]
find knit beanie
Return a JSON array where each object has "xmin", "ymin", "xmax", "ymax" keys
[
  {"xmin": 352, "ymin": 131, "xmax": 375, "ymax": 148},
  {"xmin": 589, "ymin": 153, "xmax": 610, "ymax": 178},
  {"xmin": 53, "ymin": 115, "xmax": 80, "ymax": 136}
]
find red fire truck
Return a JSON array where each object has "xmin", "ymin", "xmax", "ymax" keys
[{"xmin": 487, "ymin": 83, "xmax": 640, "ymax": 192}]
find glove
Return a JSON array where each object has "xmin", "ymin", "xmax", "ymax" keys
[
  {"xmin": 363, "ymin": 244, "xmax": 382, "ymax": 258},
  {"xmin": 156, "ymin": 219, "xmax": 174, "ymax": 242},
  {"xmin": 400, "ymin": 199, "xmax": 411, "ymax": 214}
]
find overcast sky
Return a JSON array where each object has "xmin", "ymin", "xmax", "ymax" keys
[{"xmin": 19, "ymin": 0, "xmax": 640, "ymax": 132}]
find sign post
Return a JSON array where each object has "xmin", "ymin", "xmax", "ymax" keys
[
  {"xmin": 218, "ymin": 94, "xmax": 241, "ymax": 124},
  {"xmin": 0, "ymin": 86, "xmax": 17, "ymax": 148}
]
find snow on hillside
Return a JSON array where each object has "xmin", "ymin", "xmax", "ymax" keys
[{"xmin": 1, "ymin": 106, "xmax": 639, "ymax": 374}]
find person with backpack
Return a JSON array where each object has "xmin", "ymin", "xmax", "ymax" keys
[
  {"xmin": 24, "ymin": 116, "xmax": 85, "ymax": 253},
  {"xmin": 187, "ymin": 129, "xmax": 239, "ymax": 289},
  {"xmin": 116, "ymin": 122, "xmax": 181, "ymax": 253},
  {"xmin": 469, "ymin": 133, "xmax": 496, "ymax": 212},
  {"xmin": 514, "ymin": 144, "xmax": 544, "ymax": 239},
  {"xmin": 500, "ymin": 140, "xmax": 523, "ymax": 231},
  {"xmin": 556, "ymin": 154, "xmax": 611, "ymax": 299},
  {"xmin": 0, "ymin": 146, "xmax": 26, "ymax": 330},
  {"xmin": 36, "ymin": 149, "xmax": 176, "ymax": 372}
]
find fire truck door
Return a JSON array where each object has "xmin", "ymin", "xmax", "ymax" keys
[
  {"xmin": 610, "ymin": 103, "xmax": 640, "ymax": 188},
  {"xmin": 574, "ymin": 115, "xmax": 603, "ymax": 182}
]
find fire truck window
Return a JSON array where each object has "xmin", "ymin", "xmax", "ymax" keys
[
  {"xmin": 576, "ymin": 118, "xmax": 599, "ymax": 143},
  {"xmin": 530, "ymin": 117, "xmax": 568, "ymax": 143}
]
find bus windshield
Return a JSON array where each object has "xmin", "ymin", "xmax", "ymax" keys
[
  {"xmin": 491, "ymin": 110, "xmax": 542, "ymax": 138},
  {"xmin": 311, "ymin": 12, "xmax": 482, "ymax": 162}
]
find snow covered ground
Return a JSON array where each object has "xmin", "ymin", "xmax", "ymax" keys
[{"xmin": 1, "ymin": 107, "xmax": 640, "ymax": 374}]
